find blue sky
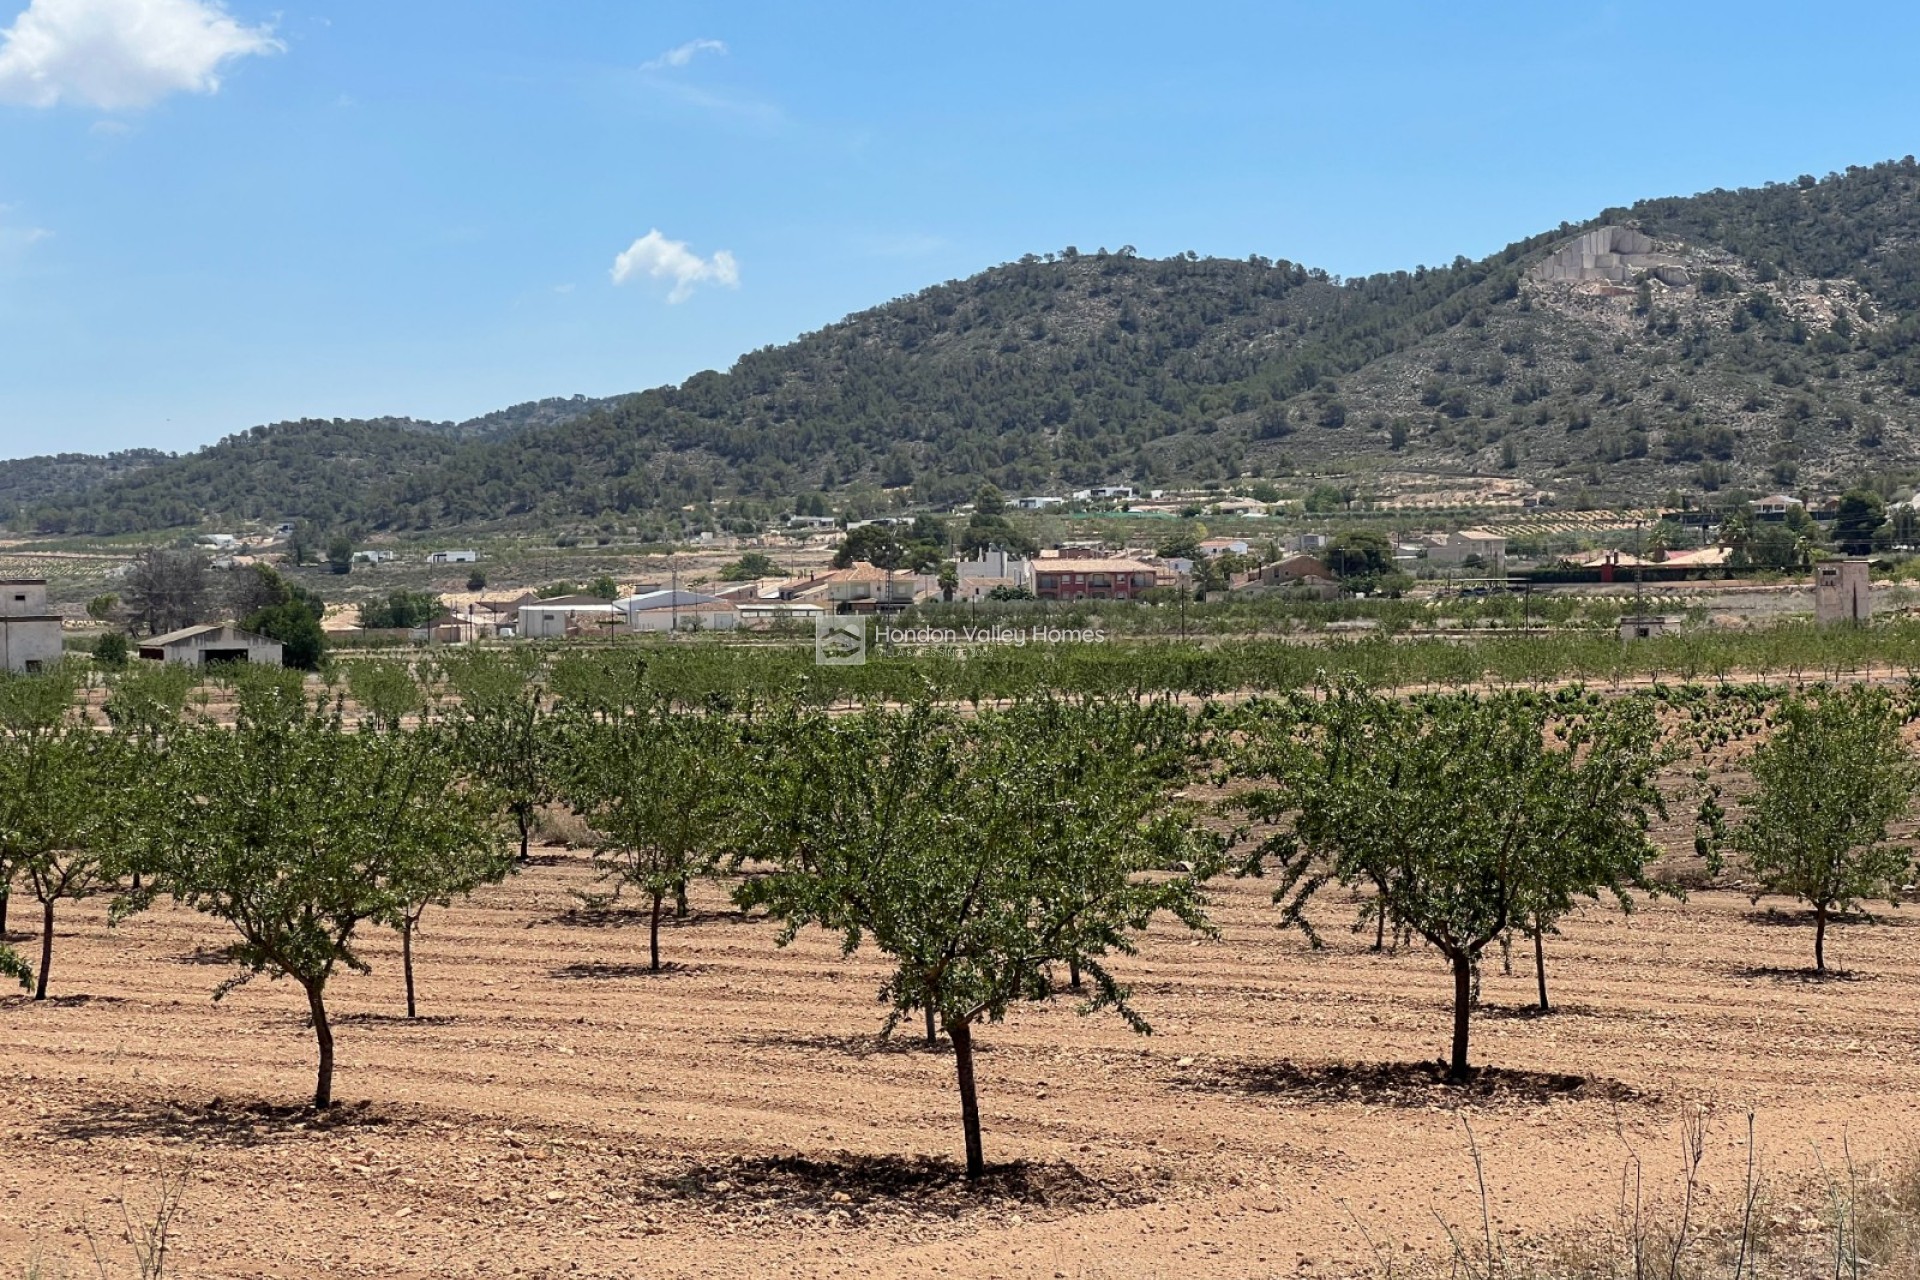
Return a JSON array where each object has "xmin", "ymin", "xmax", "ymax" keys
[{"xmin": 1, "ymin": 0, "xmax": 1917, "ymax": 460}]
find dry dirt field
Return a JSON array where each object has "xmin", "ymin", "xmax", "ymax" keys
[{"xmin": 2, "ymin": 852, "xmax": 1917, "ymax": 1279}]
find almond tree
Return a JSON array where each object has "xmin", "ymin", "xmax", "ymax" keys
[
  {"xmin": 19, "ymin": 725, "xmax": 128, "ymax": 1000},
  {"xmin": 556, "ymin": 695, "xmax": 740, "ymax": 971},
  {"xmin": 735, "ymin": 698, "xmax": 1213, "ymax": 1179},
  {"xmin": 0, "ymin": 669, "xmax": 80, "ymax": 990},
  {"xmin": 343, "ymin": 655, "xmax": 504, "ymax": 1013},
  {"xmin": 1234, "ymin": 682, "xmax": 1666, "ymax": 1081},
  {"xmin": 123, "ymin": 673, "xmax": 498, "ymax": 1107},
  {"xmin": 438, "ymin": 649, "xmax": 556, "ymax": 863},
  {"xmin": 1730, "ymin": 685, "xmax": 1917, "ymax": 973}
]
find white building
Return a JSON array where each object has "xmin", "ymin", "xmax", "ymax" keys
[
  {"xmin": 1426, "ymin": 528, "xmax": 1507, "ymax": 569},
  {"xmin": 427, "ymin": 550, "xmax": 479, "ymax": 564},
  {"xmin": 1015, "ymin": 496, "xmax": 1066, "ymax": 511},
  {"xmin": 517, "ymin": 603, "xmax": 620, "ymax": 639},
  {"xmin": 1814, "ymin": 559, "xmax": 1871, "ymax": 625},
  {"xmin": 0, "ymin": 579, "xmax": 62, "ymax": 674},
  {"xmin": 137, "ymin": 623, "xmax": 284, "ymax": 668},
  {"xmin": 617, "ymin": 589, "xmax": 741, "ymax": 632},
  {"xmin": 199, "ymin": 534, "xmax": 239, "ymax": 551},
  {"xmin": 1071, "ymin": 485, "xmax": 1136, "ymax": 502},
  {"xmin": 736, "ymin": 601, "xmax": 826, "ymax": 628},
  {"xmin": 955, "ymin": 548, "xmax": 1034, "ymax": 600},
  {"xmin": 352, "ymin": 549, "xmax": 396, "ymax": 564}
]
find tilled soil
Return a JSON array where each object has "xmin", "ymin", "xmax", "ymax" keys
[{"xmin": 2, "ymin": 853, "xmax": 1916, "ymax": 1278}]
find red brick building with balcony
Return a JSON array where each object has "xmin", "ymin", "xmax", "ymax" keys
[{"xmin": 1032, "ymin": 557, "xmax": 1158, "ymax": 602}]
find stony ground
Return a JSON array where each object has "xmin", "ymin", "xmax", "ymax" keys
[{"xmin": 1, "ymin": 853, "xmax": 1915, "ymax": 1279}]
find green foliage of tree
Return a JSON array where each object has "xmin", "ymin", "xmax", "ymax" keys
[
  {"xmin": 357, "ymin": 591, "xmax": 441, "ymax": 631},
  {"xmin": 237, "ymin": 565, "xmax": 329, "ymax": 670},
  {"xmin": 956, "ymin": 484, "xmax": 1039, "ymax": 560},
  {"xmin": 831, "ymin": 523, "xmax": 947, "ymax": 572},
  {"xmin": 0, "ymin": 668, "xmax": 88, "ymax": 990},
  {"xmin": 120, "ymin": 674, "xmax": 502, "ymax": 1107},
  {"xmin": 1233, "ymin": 682, "xmax": 1668, "ymax": 1081},
  {"xmin": 1729, "ymin": 686, "xmax": 1917, "ymax": 972},
  {"xmin": 467, "ymin": 569, "xmax": 488, "ymax": 591},
  {"xmin": 734, "ymin": 697, "xmax": 1214, "ymax": 1177},
  {"xmin": 437, "ymin": 648, "xmax": 556, "ymax": 863},
  {"xmin": 1834, "ymin": 489, "xmax": 1888, "ymax": 556},
  {"xmin": 557, "ymin": 696, "xmax": 741, "ymax": 971},
  {"xmin": 86, "ymin": 594, "xmax": 118, "ymax": 621},
  {"xmin": 588, "ymin": 574, "xmax": 621, "ymax": 600},
  {"xmin": 720, "ymin": 551, "xmax": 782, "ymax": 581},
  {"xmin": 1324, "ymin": 529, "xmax": 1393, "ymax": 582},
  {"xmin": 92, "ymin": 632, "xmax": 131, "ymax": 668},
  {"xmin": 326, "ymin": 535, "xmax": 354, "ymax": 575}
]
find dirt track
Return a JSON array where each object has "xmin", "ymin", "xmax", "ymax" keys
[{"xmin": 2, "ymin": 853, "xmax": 1917, "ymax": 1278}]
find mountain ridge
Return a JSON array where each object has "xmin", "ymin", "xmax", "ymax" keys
[{"xmin": 11, "ymin": 157, "xmax": 1920, "ymax": 536}]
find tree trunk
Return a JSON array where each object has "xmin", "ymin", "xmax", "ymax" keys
[
  {"xmin": 402, "ymin": 915, "xmax": 417, "ymax": 1019},
  {"xmin": 33, "ymin": 898, "xmax": 52, "ymax": 1001},
  {"xmin": 1373, "ymin": 907, "xmax": 1386, "ymax": 953},
  {"xmin": 1447, "ymin": 952, "xmax": 1474, "ymax": 1083},
  {"xmin": 306, "ymin": 981, "xmax": 335, "ymax": 1109},
  {"xmin": 924, "ymin": 1003, "xmax": 937, "ymax": 1048},
  {"xmin": 0, "ymin": 888, "xmax": 10, "ymax": 936},
  {"xmin": 649, "ymin": 892, "xmax": 663, "ymax": 973},
  {"xmin": 947, "ymin": 1017, "xmax": 985, "ymax": 1180},
  {"xmin": 674, "ymin": 879, "xmax": 689, "ymax": 919},
  {"xmin": 1067, "ymin": 960, "xmax": 1081, "ymax": 991},
  {"xmin": 517, "ymin": 811, "xmax": 532, "ymax": 863},
  {"xmin": 1532, "ymin": 919, "xmax": 1549, "ymax": 1013},
  {"xmin": 1814, "ymin": 902, "xmax": 1828, "ymax": 974}
]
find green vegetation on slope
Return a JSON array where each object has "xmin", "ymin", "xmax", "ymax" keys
[{"xmin": 14, "ymin": 160, "xmax": 1920, "ymax": 535}]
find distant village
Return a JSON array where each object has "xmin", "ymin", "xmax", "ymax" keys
[{"xmin": 0, "ymin": 481, "xmax": 1896, "ymax": 671}]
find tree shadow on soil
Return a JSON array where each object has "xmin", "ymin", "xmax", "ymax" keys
[
  {"xmin": 0, "ymin": 993, "xmax": 122, "ymax": 1009},
  {"xmin": 1733, "ymin": 965, "xmax": 1867, "ymax": 983},
  {"xmin": 1174, "ymin": 1059, "xmax": 1643, "ymax": 1107},
  {"xmin": 1475, "ymin": 1002, "xmax": 1596, "ymax": 1021},
  {"xmin": 736, "ymin": 1031, "xmax": 954, "ymax": 1058},
  {"xmin": 334, "ymin": 1012, "xmax": 460, "ymax": 1026},
  {"xmin": 549, "ymin": 961, "xmax": 699, "ymax": 980},
  {"xmin": 642, "ymin": 1154, "xmax": 1144, "ymax": 1226},
  {"xmin": 174, "ymin": 946, "xmax": 235, "ymax": 966},
  {"xmin": 544, "ymin": 905, "xmax": 762, "ymax": 931},
  {"xmin": 1742, "ymin": 908, "xmax": 1911, "ymax": 928},
  {"xmin": 48, "ymin": 1097, "xmax": 396, "ymax": 1149}
]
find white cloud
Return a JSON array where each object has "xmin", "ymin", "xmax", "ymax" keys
[
  {"xmin": 610, "ymin": 229, "xmax": 739, "ymax": 303},
  {"xmin": 0, "ymin": 0, "xmax": 281, "ymax": 110},
  {"xmin": 642, "ymin": 37, "xmax": 725, "ymax": 71}
]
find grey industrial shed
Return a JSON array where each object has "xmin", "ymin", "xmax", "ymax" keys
[{"xmin": 138, "ymin": 623, "xmax": 285, "ymax": 668}]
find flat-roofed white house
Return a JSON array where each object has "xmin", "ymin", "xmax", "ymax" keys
[
  {"xmin": 0, "ymin": 579, "xmax": 63, "ymax": 673},
  {"xmin": 517, "ymin": 603, "xmax": 620, "ymax": 639},
  {"xmin": 955, "ymin": 548, "xmax": 1034, "ymax": 601},
  {"xmin": 427, "ymin": 549, "xmax": 479, "ymax": 564},
  {"xmin": 138, "ymin": 623, "xmax": 284, "ymax": 668}
]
